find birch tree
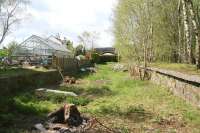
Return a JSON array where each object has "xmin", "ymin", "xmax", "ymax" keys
[
  {"xmin": 113, "ymin": 0, "xmax": 200, "ymax": 70},
  {"xmin": 181, "ymin": 0, "xmax": 192, "ymax": 64},
  {"xmin": 187, "ymin": 0, "xmax": 200, "ymax": 68}
]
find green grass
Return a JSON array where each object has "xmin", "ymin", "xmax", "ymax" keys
[
  {"xmin": 1, "ymin": 63, "xmax": 200, "ymax": 132},
  {"xmin": 0, "ymin": 67, "xmax": 53, "ymax": 77},
  {"xmin": 150, "ymin": 62, "xmax": 200, "ymax": 75},
  {"xmin": 0, "ymin": 68, "xmax": 33, "ymax": 77}
]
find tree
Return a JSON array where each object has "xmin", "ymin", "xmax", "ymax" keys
[
  {"xmin": 113, "ymin": 0, "xmax": 200, "ymax": 71},
  {"xmin": 65, "ymin": 39, "xmax": 74, "ymax": 51},
  {"xmin": 75, "ymin": 44, "xmax": 85, "ymax": 56},
  {"xmin": 7, "ymin": 40, "xmax": 18, "ymax": 57},
  {"xmin": 78, "ymin": 31, "xmax": 99, "ymax": 50},
  {"xmin": 181, "ymin": 0, "xmax": 192, "ymax": 64},
  {"xmin": 64, "ymin": 38, "xmax": 75, "ymax": 56},
  {"xmin": 0, "ymin": 0, "xmax": 28, "ymax": 45},
  {"xmin": 0, "ymin": 47, "xmax": 8, "ymax": 57},
  {"xmin": 187, "ymin": 0, "xmax": 200, "ymax": 68}
]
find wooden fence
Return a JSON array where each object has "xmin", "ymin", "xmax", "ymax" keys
[{"xmin": 52, "ymin": 56, "xmax": 92, "ymax": 73}]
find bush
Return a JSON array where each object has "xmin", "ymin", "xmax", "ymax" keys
[{"xmin": 91, "ymin": 53, "xmax": 100, "ymax": 63}]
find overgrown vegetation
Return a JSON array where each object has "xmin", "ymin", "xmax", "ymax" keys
[
  {"xmin": 151, "ymin": 62, "xmax": 200, "ymax": 75},
  {"xmin": 113, "ymin": 0, "xmax": 200, "ymax": 69},
  {"xmin": 0, "ymin": 67, "xmax": 52, "ymax": 77},
  {"xmin": 1, "ymin": 64, "xmax": 200, "ymax": 132}
]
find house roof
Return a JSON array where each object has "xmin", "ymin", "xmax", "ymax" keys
[{"xmin": 94, "ymin": 47, "xmax": 115, "ymax": 54}]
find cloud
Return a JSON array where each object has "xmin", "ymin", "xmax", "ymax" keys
[{"xmin": 2, "ymin": 0, "xmax": 117, "ymax": 48}]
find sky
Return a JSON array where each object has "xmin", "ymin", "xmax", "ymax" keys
[{"xmin": 3, "ymin": 0, "xmax": 117, "ymax": 48}]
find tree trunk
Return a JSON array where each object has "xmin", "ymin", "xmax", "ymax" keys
[
  {"xmin": 178, "ymin": 0, "xmax": 182, "ymax": 63},
  {"xmin": 142, "ymin": 38, "xmax": 148, "ymax": 80},
  {"xmin": 178, "ymin": 13, "xmax": 182, "ymax": 63},
  {"xmin": 188, "ymin": 0, "xmax": 200, "ymax": 68},
  {"xmin": 143, "ymin": 40, "xmax": 147, "ymax": 69},
  {"xmin": 149, "ymin": 22, "xmax": 154, "ymax": 62},
  {"xmin": 182, "ymin": 0, "xmax": 192, "ymax": 64}
]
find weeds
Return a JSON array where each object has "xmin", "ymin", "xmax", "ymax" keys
[{"xmin": 1, "ymin": 63, "xmax": 200, "ymax": 132}]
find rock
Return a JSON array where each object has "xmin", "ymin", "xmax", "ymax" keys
[
  {"xmin": 86, "ymin": 67, "xmax": 97, "ymax": 73},
  {"xmin": 113, "ymin": 64, "xmax": 126, "ymax": 72},
  {"xmin": 80, "ymin": 68, "xmax": 86, "ymax": 72},
  {"xmin": 80, "ymin": 67, "xmax": 96, "ymax": 73}
]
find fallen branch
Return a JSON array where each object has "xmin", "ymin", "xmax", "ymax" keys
[
  {"xmin": 36, "ymin": 88, "xmax": 77, "ymax": 97},
  {"xmin": 92, "ymin": 118, "xmax": 117, "ymax": 133}
]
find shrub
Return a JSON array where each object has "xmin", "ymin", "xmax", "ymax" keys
[{"xmin": 91, "ymin": 53, "xmax": 100, "ymax": 63}]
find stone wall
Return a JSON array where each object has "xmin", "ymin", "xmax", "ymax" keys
[
  {"xmin": 0, "ymin": 70, "xmax": 62, "ymax": 95},
  {"xmin": 134, "ymin": 67, "xmax": 200, "ymax": 107}
]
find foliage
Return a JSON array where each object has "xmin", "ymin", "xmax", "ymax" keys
[
  {"xmin": 75, "ymin": 44, "xmax": 85, "ymax": 56},
  {"xmin": 0, "ymin": 48, "xmax": 8, "ymax": 57},
  {"xmin": 39, "ymin": 93, "xmax": 91, "ymax": 106},
  {"xmin": 0, "ymin": 67, "xmax": 50, "ymax": 77},
  {"xmin": 65, "ymin": 40, "xmax": 74, "ymax": 52},
  {"xmin": 1, "ymin": 64, "xmax": 200, "ymax": 132},
  {"xmin": 7, "ymin": 41, "xmax": 19, "ymax": 56},
  {"xmin": 113, "ymin": 0, "xmax": 200, "ymax": 67},
  {"xmin": 91, "ymin": 52, "xmax": 100, "ymax": 63}
]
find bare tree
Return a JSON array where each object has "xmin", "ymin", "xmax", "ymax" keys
[
  {"xmin": 78, "ymin": 31, "xmax": 99, "ymax": 50},
  {"xmin": 78, "ymin": 31, "xmax": 90, "ymax": 50},
  {"xmin": 0, "ymin": 0, "xmax": 28, "ymax": 45}
]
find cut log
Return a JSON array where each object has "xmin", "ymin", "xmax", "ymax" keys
[
  {"xmin": 48, "ymin": 104, "xmax": 83, "ymax": 127},
  {"xmin": 36, "ymin": 88, "xmax": 77, "ymax": 97},
  {"xmin": 64, "ymin": 104, "xmax": 83, "ymax": 127}
]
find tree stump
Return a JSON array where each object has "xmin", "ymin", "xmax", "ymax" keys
[{"xmin": 48, "ymin": 104, "xmax": 83, "ymax": 127}]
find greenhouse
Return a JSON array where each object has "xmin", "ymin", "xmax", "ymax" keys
[
  {"xmin": 13, "ymin": 35, "xmax": 72, "ymax": 57},
  {"xmin": 12, "ymin": 35, "xmax": 73, "ymax": 66}
]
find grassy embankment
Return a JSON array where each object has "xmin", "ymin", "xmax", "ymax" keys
[
  {"xmin": 151, "ymin": 62, "xmax": 200, "ymax": 76},
  {"xmin": 1, "ymin": 63, "xmax": 200, "ymax": 132},
  {"xmin": 0, "ymin": 67, "xmax": 53, "ymax": 77}
]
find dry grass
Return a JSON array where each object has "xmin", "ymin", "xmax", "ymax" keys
[{"xmin": 150, "ymin": 62, "xmax": 200, "ymax": 76}]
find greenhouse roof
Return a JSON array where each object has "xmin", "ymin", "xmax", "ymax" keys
[{"xmin": 20, "ymin": 35, "xmax": 71, "ymax": 53}]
